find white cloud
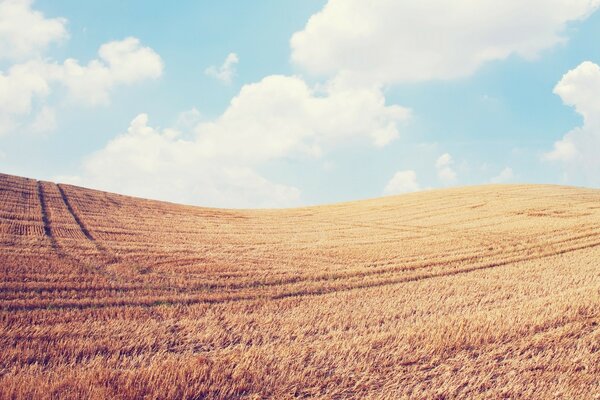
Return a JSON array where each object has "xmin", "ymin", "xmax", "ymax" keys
[
  {"xmin": 0, "ymin": 37, "xmax": 163, "ymax": 135},
  {"xmin": 193, "ymin": 74, "xmax": 410, "ymax": 162},
  {"xmin": 435, "ymin": 153, "xmax": 452, "ymax": 169},
  {"xmin": 0, "ymin": 60, "xmax": 49, "ymax": 116},
  {"xmin": 0, "ymin": 0, "xmax": 68, "ymax": 61},
  {"xmin": 205, "ymin": 52, "xmax": 239, "ymax": 84},
  {"xmin": 490, "ymin": 167, "xmax": 514, "ymax": 183},
  {"xmin": 435, "ymin": 153, "xmax": 457, "ymax": 184},
  {"xmin": 58, "ymin": 37, "xmax": 163, "ymax": 106},
  {"xmin": 291, "ymin": 0, "xmax": 600, "ymax": 84},
  {"xmin": 544, "ymin": 139, "xmax": 577, "ymax": 161},
  {"xmin": 0, "ymin": 60, "xmax": 51, "ymax": 135},
  {"xmin": 60, "ymin": 114, "xmax": 300, "ymax": 208},
  {"xmin": 543, "ymin": 61, "xmax": 600, "ymax": 184},
  {"xmin": 383, "ymin": 170, "xmax": 420, "ymax": 195}
]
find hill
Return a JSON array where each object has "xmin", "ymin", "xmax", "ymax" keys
[{"xmin": 0, "ymin": 172, "xmax": 598, "ymax": 399}]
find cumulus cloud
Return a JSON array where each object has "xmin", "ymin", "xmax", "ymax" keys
[
  {"xmin": 193, "ymin": 75, "xmax": 410, "ymax": 162},
  {"xmin": 0, "ymin": 37, "xmax": 163, "ymax": 135},
  {"xmin": 0, "ymin": 0, "xmax": 68, "ymax": 61},
  {"xmin": 65, "ymin": 74, "xmax": 409, "ymax": 207},
  {"xmin": 490, "ymin": 167, "xmax": 514, "ymax": 183},
  {"xmin": 383, "ymin": 170, "xmax": 420, "ymax": 195},
  {"xmin": 0, "ymin": 60, "xmax": 51, "ymax": 135},
  {"xmin": 0, "ymin": 60, "xmax": 49, "ymax": 115},
  {"xmin": 205, "ymin": 52, "xmax": 239, "ymax": 84},
  {"xmin": 543, "ymin": 61, "xmax": 600, "ymax": 184},
  {"xmin": 291, "ymin": 0, "xmax": 600, "ymax": 84},
  {"xmin": 59, "ymin": 37, "xmax": 163, "ymax": 105},
  {"xmin": 435, "ymin": 153, "xmax": 457, "ymax": 184}
]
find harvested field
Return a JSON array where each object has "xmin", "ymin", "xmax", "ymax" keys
[{"xmin": 0, "ymin": 172, "xmax": 598, "ymax": 399}]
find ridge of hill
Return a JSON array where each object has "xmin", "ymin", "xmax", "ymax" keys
[{"xmin": 0, "ymin": 172, "xmax": 598, "ymax": 399}]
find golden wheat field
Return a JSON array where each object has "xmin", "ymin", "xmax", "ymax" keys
[{"xmin": 0, "ymin": 172, "xmax": 599, "ymax": 399}]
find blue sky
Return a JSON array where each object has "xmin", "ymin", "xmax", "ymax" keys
[{"xmin": 1, "ymin": 0, "xmax": 599, "ymax": 207}]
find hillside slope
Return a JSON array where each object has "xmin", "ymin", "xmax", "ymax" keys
[{"xmin": 0, "ymin": 172, "xmax": 599, "ymax": 399}]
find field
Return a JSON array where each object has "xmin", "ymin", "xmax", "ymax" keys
[{"xmin": 0, "ymin": 172, "xmax": 598, "ymax": 399}]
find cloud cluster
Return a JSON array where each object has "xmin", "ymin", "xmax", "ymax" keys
[
  {"xmin": 194, "ymin": 75, "xmax": 410, "ymax": 161},
  {"xmin": 0, "ymin": 0, "xmax": 163, "ymax": 137},
  {"xmin": 291, "ymin": 0, "xmax": 600, "ymax": 84},
  {"xmin": 205, "ymin": 52, "xmax": 239, "ymax": 84},
  {"xmin": 0, "ymin": 37, "xmax": 163, "ymax": 135},
  {"xmin": 60, "ymin": 114, "xmax": 301, "ymax": 208},
  {"xmin": 64, "ymin": 0, "xmax": 600, "ymax": 206},
  {"xmin": 8, "ymin": 0, "xmax": 599, "ymax": 207},
  {"xmin": 65, "ymin": 75, "xmax": 410, "ymax": 207},
  {"xmin": 544, "ymin": 61, "xmax": 600, "ymax": 184}
]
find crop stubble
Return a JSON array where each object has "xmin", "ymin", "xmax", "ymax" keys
[{"xmin": 0, "ymin": 173, "xmax": 598, "ymax": 399}]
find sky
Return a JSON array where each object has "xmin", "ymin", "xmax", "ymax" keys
[{"xmin": 1, "ymin": 0, "xmax": 600, "ymax": 208}]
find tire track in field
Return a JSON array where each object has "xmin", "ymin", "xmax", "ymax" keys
[
  {"xmin": 4, "ymin": 235, "xmax": 600, "ymax": 311},
  {"xmin": 36, "ymin": 181, "xmax": 61, "ymax": 255},
  {"xmin": 35, "ymin": 181, "xmax": 101, "ymax": 275},
  {"xmin": 7, "ymin": 223, "xmax": 600, "ymax": 300},
  {"xmin": 125, "ymin": 225, "xmax": 600, "ymax": 293},
  {"xmin": 57, "ymin": 184, "xmax": 119, "ymax": 264}
]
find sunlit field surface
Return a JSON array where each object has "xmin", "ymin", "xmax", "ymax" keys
[{"xmin": 0, "ymin": 172, "xmax": 598, "ymax": 399}]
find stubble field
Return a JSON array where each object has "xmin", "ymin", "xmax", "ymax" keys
[{"xmin": 0, "ymin": 172, "xmax": 598, "ymax": 399}]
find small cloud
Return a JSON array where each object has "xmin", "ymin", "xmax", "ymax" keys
[
  {"xmin": 29, "ymin": 106, "xmax": 56, "ymax": 134},
  {"xmin": 384, "ymin": 170, "xmax": 420, "ymax": 195},
  {"xmin": 175, "ymin": 107, "xmax": 202, "ymax": 131},
  {"xmin": 435, "ymin": 153, "xmax": 457, "ymax": 184},
  {"xmin": 543, "ymin": 138, "xmax": 577, "ymax": 161},
  {"xmin": 435, "ymin": 153, "xmax": 452, "ymax": 169},
  {"xmin": 479, "ymin": 94, "xmax": 502, "ymax": 110},
  {"xmin": 322, "ymin": 160, "xmax": 335, "ymax": 171},
  {"xmin": 205, "ymin": 52, "xmax": 239, "ymax": 84},
  {"xmin": 490, "ymin": 167, "xmax": 514, "ymax": 183}
]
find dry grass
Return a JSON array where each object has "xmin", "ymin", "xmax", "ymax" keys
[{"xmin": 0, "ymin": 172, "xmax": 598, "ymax": 399}]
